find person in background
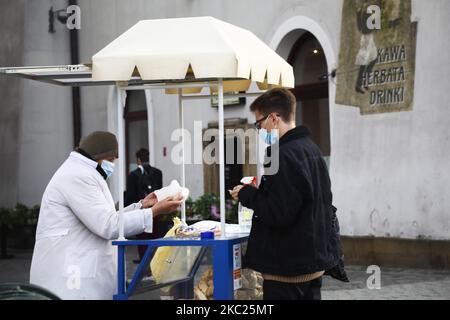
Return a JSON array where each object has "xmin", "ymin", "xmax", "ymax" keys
[{"xmin": 125, "ymin": 148, "xmax": 163, "ymax": 263}]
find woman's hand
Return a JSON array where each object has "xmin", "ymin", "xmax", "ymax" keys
[
  {"xmin": 151, "ymin": 194, "xmax": 184, "ymax": 217},
  {"xmin": 229, "ymin": 185, "xmax": 244, "ymax": 201},
  {"xmin": 141, "ymin": 192, "xmax": 158, "ymax": 208}
]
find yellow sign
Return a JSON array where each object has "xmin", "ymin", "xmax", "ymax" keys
[{"xmin": 335, "ymin": 0, "xmax": 418, "ymax": 115}]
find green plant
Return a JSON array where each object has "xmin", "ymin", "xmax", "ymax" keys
[
  {"xmin": 0, "ymin": 207, "xmax": 11, "ymax": 226},
  {"xmin": 225, "ymin": 199, "xmax": 239, "ymax": 224},
  {"xmin": 192, "ymin": 193, "xmax": 220, "ymax": 220},
  {"xmin": 185, "ymin": 197, "xmax": 195, "ymax": 218},
  {"xmin": 1, "ymin": 204, "xmax": 40, "ymax": 227},
  {"xmin": 173, "ymin": 194, "xmax": 240, "ymax": 223},
  {"xmin": 1, "ymin": 204, "xmax": 40, "ymax": 250},
  {"xmin": 28, "ymin": 205, "xmax": 40, "ymax": 225}
]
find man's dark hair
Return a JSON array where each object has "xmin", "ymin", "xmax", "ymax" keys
[
  {"xmin": 136, "ymin": 148, "xmax": 149, "ymax": 163},
  {"xmin": 250, "ymin": 88, "xmax": 296, "ymax": 122}
]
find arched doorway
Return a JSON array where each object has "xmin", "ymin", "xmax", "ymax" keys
[{"xmin": 288, "ymin": 32, "xmax": 331, "ymax": 165}]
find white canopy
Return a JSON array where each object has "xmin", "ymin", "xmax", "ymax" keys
[
  {"xmin": 0, "ymin": 16, "xmax": 295, "ymax": 240},
  {"xmin": 92, "ymin": 16, "xmax": 294, "ymax": 92}
]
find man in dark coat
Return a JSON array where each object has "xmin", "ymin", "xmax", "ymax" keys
[
  {"xmin": 125, "ymin": 148, "xmax": 163, "ymax": 262},
  {"xmin": 231, "ymin": 88, "xmax": 342, "ymax": 300},
  {"xmin": 125, "ymin": 148, "xmax": 162, "ymax": 206}
]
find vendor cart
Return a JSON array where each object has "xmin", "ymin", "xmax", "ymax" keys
[
  {"xmin": 0, "ymin": 16, "xmax": 294, "ymax": 300},
  {"xmin": 113, "ymin": 234, "xmax": 249, "ymax": 300}
]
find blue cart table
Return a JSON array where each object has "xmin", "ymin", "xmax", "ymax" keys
[{"xmin": 112, "ymin": 233, "xmax": 249, "ymax": 300}]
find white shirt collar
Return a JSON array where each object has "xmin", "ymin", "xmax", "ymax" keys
[{"xmin": 69, "ymin": 151, "xmax": 98, "ymax": 168}]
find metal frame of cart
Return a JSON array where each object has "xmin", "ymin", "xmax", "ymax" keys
[
  {"xmin": 113, "ymin": 235, "xmax": 249, "ymax": 300},
  {"xmin": 0, "ymin": 17, "xmax": 294, "ymax": 300},
  {"xmin": 0, "ymin": 65, "xmax": 258, "ymax": 299}
]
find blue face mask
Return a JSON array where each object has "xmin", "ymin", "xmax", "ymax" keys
[
  {"xmin": 101, "ymin": 160, "xmax": 115, "ymax": 178},
  {"xmin": 259, "ymin": 128, "xmax": 279, "ymax": 145}
]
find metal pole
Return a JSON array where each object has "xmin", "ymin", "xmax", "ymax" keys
[
  {"xmin": 68, "ymin": 0, "xmax": 81, "ymax": 148},
  {"xmin": 256, "ymin": 122, "xmax": 263, "ymax": 186},
  {"xmin": 116, "ymin": 245, "xmax": 126, "ymax": 298},
  {"xmin": 117, "ymin": 86, "xmax": 126, "ymax": 240},
  {"xmin": 144, "ymin": 90, "xmax": 156, "ymax": 167},
  {"xmin": 180, "ymin": 92, "xmax": 264, "ymax": 101},
  {"xmin": 218, "ymin": 79, "xmax": 226, "ymax": 237},
  {"xmin": 122, "ymin": 82, "xmax": 215, "ymax": 91},
  {"xmin": 178, "ymin": 89, "xmax": 186, "ymax": 222}
]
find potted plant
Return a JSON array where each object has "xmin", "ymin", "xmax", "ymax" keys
[
  {"xmin": 171, "ymin": 194, "xmax": 240, "ymax": 226},
  {"xmin": 225, "ymin": 199, "xmax": 239, "ymax": 224},
  {"xmin": 0, "ymin": 207, "xmax": 14, "ymax": 259},
  {"xmin": 192, "ymin": 193, "xmax": 220, "ymax": 221},
  {"xmin": 7, "ymin": 204, "xmax": 40, "ymax": 250},
  {"xmin": 188, "ymin": 193, "xmax": 239, "ymax": 224}
]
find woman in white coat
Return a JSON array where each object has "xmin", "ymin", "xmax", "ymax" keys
[{"xmin": 30, "ymin": 131, "xmax": 182, "ymax": 300}]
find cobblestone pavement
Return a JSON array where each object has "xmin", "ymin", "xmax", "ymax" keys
[
  {"xmin": 0, "ymin": 250, "xmax": 32, "ymax": 283},
  {"xmin": 322, "ymin": 265, "xmax": 450, "ymax": 300},
  {"xmin": 2, "ymin": 250, "xmax": 449, "ymax": 300}
]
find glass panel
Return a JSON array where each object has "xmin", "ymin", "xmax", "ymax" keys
[
  {"xmin": 155, "ymin": 246, "xmax": 204, "ymax": 284},
  {"xmin": 224, "ymin": 136, "xmax": 243, "ymax": 199},
  {"xmin": 127, "ymin": 120, "xmax": 149, "ymax": 172},
  {"xmin": 125, "ymin": 245, "xmax": 211, "ymax": 300}
]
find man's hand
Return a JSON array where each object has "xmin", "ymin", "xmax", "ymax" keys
[
  {"xmin": 142, "ymin": 192, "xmax": 157, "ymax": 208},
  {"xmin": 230, "ymin": 185, "xmax": 244, "ymax": 200},
  {"xmin": 151, "ymin": 194, "xmax": 184, "ymax": 216}
]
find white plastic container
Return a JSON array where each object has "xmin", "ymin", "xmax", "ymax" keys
[
  {"xmin": 240, "ymin": 176, "xmax": 256, "ymax": 185},
  {"xmin": 238, "ymin": 203, "xmax": 253, "ymax": 232},
  {"xmin": 154, "ymin": 180, "xmax": 189, "ymax": 201}
]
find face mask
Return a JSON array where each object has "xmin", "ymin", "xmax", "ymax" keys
[
  {"xmin": 260, "ymin": 128, "xmax": 279, "ymax": 145},
  {"xmin": 101, "ymin": 160, "xmax": 115, "ymax": 178},
  {"xmin": 259, "ymin": 117, "xmax": 279, "ymax": 145}
]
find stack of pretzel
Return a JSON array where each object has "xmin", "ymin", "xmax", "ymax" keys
[{"xmin": 194, "ymin": 268, "xmax": 263, "ymax": 300}]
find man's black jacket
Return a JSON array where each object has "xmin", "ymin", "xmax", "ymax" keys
[
  {"xmin": 125, "ymin": 164, "xmax": 162, "ymax": 206},
  {"xmin": 238, "ymin": 126, "xmax": 341, "ymax": 276}
]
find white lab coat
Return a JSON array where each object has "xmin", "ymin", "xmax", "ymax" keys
[{"xmin": 30, "ymin": 151, "xmax": 153, "ymax": 300}]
